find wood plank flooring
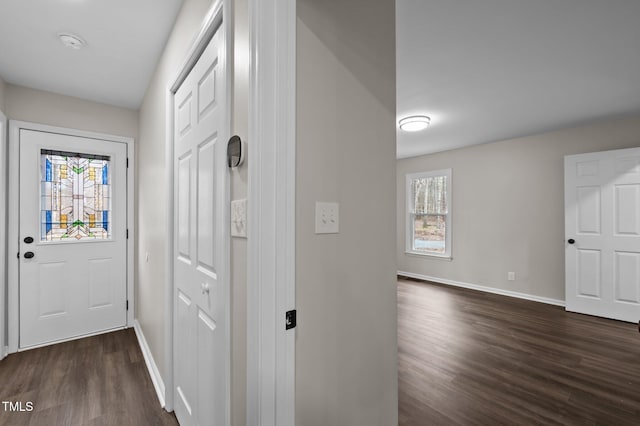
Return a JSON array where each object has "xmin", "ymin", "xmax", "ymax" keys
[
  {"xmin": 398, "ymin": 278, "xmax": 640, "ymax": 426},
  {"xmin": 0, "ymin": 329, "xmax": 178, "ymax": 426}
]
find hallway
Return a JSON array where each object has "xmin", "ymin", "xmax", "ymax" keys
[{"xmin": 0, "ymin": 329, "xmax": 177, "ymax": 425}]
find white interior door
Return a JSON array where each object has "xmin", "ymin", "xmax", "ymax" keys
[
  {"xmin": 19, "ymin": 129, "xmax": 128, "ymax": 348},
  {"xmin": 565, "ymin": 147, "xmax": 640, "ymax": 322},
  {"xmin": 173, "ymin": 22, "xmax": 229, "ymax": 426}
]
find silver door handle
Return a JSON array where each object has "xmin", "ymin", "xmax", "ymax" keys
[{"xmin": 201, "ymin": 282, "xmax": 210, "ymax": 294}]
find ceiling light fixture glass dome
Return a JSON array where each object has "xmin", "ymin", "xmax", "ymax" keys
[{"xmin": 399, "ymin": 115, "xmax": 431, "ymax": 132}]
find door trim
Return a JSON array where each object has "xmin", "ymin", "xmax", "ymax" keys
[
  {"xmin": 164, "ymin": 0, "xmax": 231, "ymax": 417},
  {"xmin": 247, "ymin": 0, "xmax": 296, "ymax": 424},
  {"xmin": 7, "ymin": 120, "xmax": 135, "ymax": 353},
  {"xmin": 0, "ymin": 109, "xmax": 7, "ymax": 360}
]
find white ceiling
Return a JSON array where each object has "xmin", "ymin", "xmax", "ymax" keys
[
  {"xmin": 2, "ymin": 1, "xmax": 638, "ymax": 148},
  {"xmin": 396, "ymin": 0, "xmax": 640, "ymax": 158},
  {"xmin": 0, "ymin": 0, "xmax": 184, "ymax": 110}
]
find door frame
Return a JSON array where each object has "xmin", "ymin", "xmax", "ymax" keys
[
  {"xmin": 163, "ymin": 0, "xmax": 296, "ymax": 423},
  {"xmin": 0, "ymin": 109, "xmax": 7, "ymax": 360},
  {"xmin": 246, "ymin": 0, "xmax": 296, "ymax": 425},
  {"xmin": 163, "ymin": 0, "xmax": 232, "ymax": 415},
  {"xmin": 7, "ymin": 120, "xmax": 135, "ymax": 353},
  {"xmin": 564, "ymin": 147, "xmax": 640, "ymax": 322}
]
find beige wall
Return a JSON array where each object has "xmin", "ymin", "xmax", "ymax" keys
[
  {"xmin": 0, "ymin": 74, "xmax": 5, "ymax": 351},
  {"xmin": 137, "ymin": 0, "xmax": 248, "ymax": 424},
  {"xmin": 0, "ymin": 75, "xmax": 6, "ymax": 112},
  {"xmin": 137, "ymin": 0, "xmax": 211, "ymax": 390},
  {"xmin": 397, "ymin": 115, "xmax": 640, "ymax": 301},
  {"xmin": 296, "ymin": 1, "xmax": 398, "ymax": 425},
  {"xmin": 137, "ymin": 0, "xmax": 209, "ymax": 379},
  {"xmin": 5, "ymin": 84, "xmax": 137, "ymax": 138}
]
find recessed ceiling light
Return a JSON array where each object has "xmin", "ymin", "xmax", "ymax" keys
[
  {"xmin": 58, "ymin": 33, "xmax": 86, "ymax": 50},
  {"xmin": 399, "ymin": 115, "xmax": 431, "ymax": 132}
]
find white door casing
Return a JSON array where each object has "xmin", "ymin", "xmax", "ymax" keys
[
  {"xmin": 172, "ymin": 17, "xmax": 229, "ymax": 426},
  {"xmin": 0, "ymin": 109, "xmax": 7, "ymax": 360},
  {"xmin": 247, "ymin": 0, "xmax": 296, "ymax": 424},
  {"xmin": 565, "ymin": 147, "xmax": 640, "ymax": 323},
  {"xmin": 18, "ymin": 130, "xmax": 128, "ymax": 348}
]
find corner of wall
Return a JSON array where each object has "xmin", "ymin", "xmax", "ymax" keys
[{"xmin": 0, "ymin": 75, "xmax": 6, "ymax": 112}]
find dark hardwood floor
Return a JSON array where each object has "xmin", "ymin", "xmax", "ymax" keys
[
  {"xmin": 0, "ymin": 329, "xmax": 177, "ymax": 426},
  {"xmin": 398, "ymin": 278, "xmax": 640, "ymax": 426}
]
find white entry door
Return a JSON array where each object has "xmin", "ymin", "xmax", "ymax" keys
[
  {"xmin": 565, "ymin": 147, "xmax": 640, "ymax": 322},
  {"xmin": 19, "ymin": 129, "xmax": 128, "ymax": 348},
  {"xmin": 173, "ymin": 22, "xmax": 229, "ymax": 426}
]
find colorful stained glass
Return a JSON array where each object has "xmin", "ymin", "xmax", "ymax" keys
[{"xmin": 40, "ymin": 150, "xmax": 112, "ymax": 241}]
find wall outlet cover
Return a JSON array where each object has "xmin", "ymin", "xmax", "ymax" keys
[
  {"xmin": 231, "ymin": 198, "xmax": 247, "ymax": 238},
  {"xmin": 315, "ymin": 201, "xmax": 339, "ymax": 234}
]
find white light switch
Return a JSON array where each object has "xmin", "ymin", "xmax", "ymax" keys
[
  {"xmin": 231, "ymin": 198, "xmax": 247, "ymax": 238},
  {"xmin": 315, "ymin": 202, "xmax": 339, "ymax": 234}
]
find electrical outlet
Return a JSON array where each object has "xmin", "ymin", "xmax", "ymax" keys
[
  {"xmin": 508, "ymin": 272, "xmax": 515, "ymax": 281},
  {"xmin": 315, "ymin": 202, "xmax": 339, "ymax": 234}
]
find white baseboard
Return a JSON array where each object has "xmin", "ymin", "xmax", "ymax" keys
[
  {"xmin": 134, "ymin": 320, "xmax": 166, "ymax": 408},
  {"xmin": 397, "ymin": 271, "xmax": 566, "ymax": 307}
]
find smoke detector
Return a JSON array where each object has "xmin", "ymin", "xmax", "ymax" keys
[{"xmin": 58, "ymin": 33, "xmax": 86, "ymax": 50}]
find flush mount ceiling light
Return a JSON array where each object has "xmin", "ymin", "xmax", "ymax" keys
[
  {"xmin": 399, "ymin": 115, "xmax": 431, "ymax": 132},
  {"xmin": 58, "ymin": 33, "xmax": 86, "ymax": 50}
]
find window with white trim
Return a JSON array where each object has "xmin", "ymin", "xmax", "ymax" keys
[{"xmin": 406, "ymin": 169, "xmax": 451, "ymax": 258}]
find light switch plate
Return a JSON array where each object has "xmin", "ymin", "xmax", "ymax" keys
[
  {"xmin": 231, "ymin": 198, "xmax": 247, "ymax": 238},
  {"xmin": 315, "ymin": 202, "xmax": 339, "ymax": 234}
]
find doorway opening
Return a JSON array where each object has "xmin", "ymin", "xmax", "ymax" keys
[{"xmin": 7, "ymin": 121, "xmax": 135, "ymax": 353}]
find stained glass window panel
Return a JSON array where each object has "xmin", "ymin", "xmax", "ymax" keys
[{"xmin": 40, "ymin": 150, "xmax": 112, "ymax": 241}]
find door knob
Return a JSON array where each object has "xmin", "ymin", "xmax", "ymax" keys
[
  {"xmin": 24, "ymin": 236, "xmax": 34, "ymax": 244},
  {"xmin": 201, "ymin": 282, "xmax": 210, "ymax": 294},
  {"xmin": 567, "ymin": 239, "xmax": 575, "ymax": 244},
  {"xmin": 24, "ymin": 251, "xmax": 35, "ymax": 259}
]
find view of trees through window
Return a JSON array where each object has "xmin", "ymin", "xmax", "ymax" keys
[{"xmin": 411, "ymin": 175, "xmax": 447, "ymax": 254}]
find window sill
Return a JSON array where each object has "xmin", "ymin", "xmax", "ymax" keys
[{"xmin": 404, "ymin": 251, "xmax": 453, "ymax": 262}]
